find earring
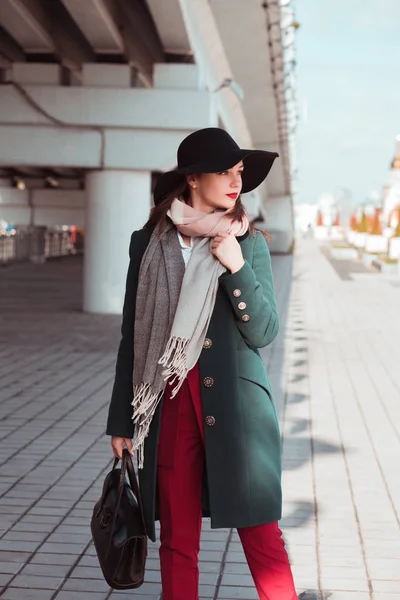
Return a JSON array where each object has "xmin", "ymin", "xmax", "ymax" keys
[{"xmin": 192, "ymin": 185, "xmax": 196, "ymax": 189}]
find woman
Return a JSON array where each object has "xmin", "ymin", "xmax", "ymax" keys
[{"xmin": 106, "ymin": 127, "xmax": 297, "ymax": 600}]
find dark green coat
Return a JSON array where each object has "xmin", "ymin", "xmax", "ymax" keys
[{"xmin": 106, "ymin": 226, "xmax": 281, "ymax": 542}]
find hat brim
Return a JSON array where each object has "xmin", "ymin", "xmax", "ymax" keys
[{"xmin": 153, "ymin": 149, "xmax": 279, "ymax": 205}]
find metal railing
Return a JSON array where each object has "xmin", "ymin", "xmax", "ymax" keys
[{"xmin": 0, "ymin": 226, "xmax": 84, "ymax": 265}]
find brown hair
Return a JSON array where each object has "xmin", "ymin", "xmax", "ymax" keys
[{"xmin": 145, "ymin": 177, "xmax": 269, "ymax": 239}]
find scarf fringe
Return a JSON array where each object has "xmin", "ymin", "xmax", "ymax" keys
[
  {"xmin": 131, "ymin": 383, "xmax": 163, "ymax": 469},
  {"xmin": 158, "ymin": 336, "xmax": 190, "ymax": 398}
]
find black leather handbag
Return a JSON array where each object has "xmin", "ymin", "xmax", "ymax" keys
[{"xmin": 91, "ymin": 449, "xmax": 147, "ymax": 589}]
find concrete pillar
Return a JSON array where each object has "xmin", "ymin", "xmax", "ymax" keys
[
  {"xmin": 83, "ymin": 170, "xmax": 151, "ymax": 314},
  {"xmin": 261, "ymin": 195, "xmax": 294, "ymax": 253}
]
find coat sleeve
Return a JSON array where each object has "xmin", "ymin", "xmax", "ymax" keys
[
  {"xmin": 218, "ymin": 231, "xmax": 279, "ymax": 348},
  {"xmin": 106, "ymin": 231, "xmax": 143, "ymax": 439}
]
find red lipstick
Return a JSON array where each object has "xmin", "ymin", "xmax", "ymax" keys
[{"xmin": 226, "ymin": 193, "xmax": 238, "ymax": 199}]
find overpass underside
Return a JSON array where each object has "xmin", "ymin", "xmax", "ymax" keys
[{"xmin": 0, "ymin": 0, "xmax": 296, "ymax": 313}]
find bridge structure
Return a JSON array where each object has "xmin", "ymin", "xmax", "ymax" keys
[{"xmin": 0, "ymin": 0, "xmax": 298, "ymax": 313}]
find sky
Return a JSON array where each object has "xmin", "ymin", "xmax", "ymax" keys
[{"xmin": 294, "ymin": 0, "xmax": 400, "ymax": 206}]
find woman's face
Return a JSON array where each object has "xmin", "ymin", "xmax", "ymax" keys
[{"xmin": 186, "ymin": 161, "xmax": 244, "ymax": 213}]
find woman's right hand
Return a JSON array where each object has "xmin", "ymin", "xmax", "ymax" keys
[{"xmin": 111, "ymin": 436, "xmax": 134, "ymax": 459}]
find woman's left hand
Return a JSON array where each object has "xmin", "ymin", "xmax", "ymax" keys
[{"xmin": 212, "ymin": 232, "xmax": 245, "ymax": 273}]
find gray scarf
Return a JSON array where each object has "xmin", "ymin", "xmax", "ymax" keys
[{"xmin": 132, "ymin": 200, "xmax": 248, "ymax": 467}]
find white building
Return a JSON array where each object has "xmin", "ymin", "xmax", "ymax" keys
[
  {"xmin": 383, "ymin": 135, "xmax": 400, "ymax": 227},
  {"xmin": 293, "ymin": 203, "xmax": 318, "ymax": 233},
  {"xmin": 0, "ymin": 0, "xmax": 296, "ymax": 313}
]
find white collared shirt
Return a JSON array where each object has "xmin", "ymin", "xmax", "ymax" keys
[{"xmin": 177, "ymin": 230, "xmax": 193, "ymax": 267}]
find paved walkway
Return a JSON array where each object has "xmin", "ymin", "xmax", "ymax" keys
[{"xmin": 0, "ymin": 238, "xmax": 399, "ymax": 600}]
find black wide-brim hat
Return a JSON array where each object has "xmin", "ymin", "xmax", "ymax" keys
[{"xmin": 154, "ymin": 127, "xmax": 279, "ymax": 205}]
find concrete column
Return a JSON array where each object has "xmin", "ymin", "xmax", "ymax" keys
[
  {"xmin": 261, "ymin": 195, "xmax": 294, "ymax": 253},
  {"xmin": 83, "ymin": 170, "xmax": 151, "ymax": 314}
]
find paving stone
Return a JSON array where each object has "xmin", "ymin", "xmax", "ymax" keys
[
  {"xmin": 372, "ymin": 580, "xmax": 400, "ymax": 593},
  {"xmin": 0, "ymin": 588, "xmax": 55, "ymax": 600},
  {"xmin": 54, "ymin": 593, "xmax": 108, "ymax": 600},
  {"xmin": 225, "ymin": 551, "xmax": 247, "ymax": 563},
  {"xmin": 199, "ymin": 572, "xmax": 219, "ymax": 585},
  {"xmin": 29, "ymin": 553, "xmax": 78, "ymax": 567},
  {"xmin": 39, "ymin": 542, "xmax": 87, "ymax": 554},
  {"xmin": 0, "ymin": 506, "xmax": 25, "ymax": 515},
  {"xmin": 107, "ymin": 592, "xmax": 153, "ymax": 598},
  {"xmin": 54, "ymin": 524, "xmax": 91, "ymax": 535},
  {"xmin": 0, "ymin": 552, "xmax": 31, "ymax": 566},
  {"xmin": 0, "ymin": 575, "xmax": 13, "ymax": 587},
  {"xmin": 0, "ymin": 540, "xmax": 40, "ymax": 552},
  {"xmin": 200, "ymin": 540, "xmax": 227, "ymax": 551},
  {"xmin": 199, "ymin": 550, "xmax": 224, "ymax": 562},
  {"xmin": 19, "ymin": 562, "xmax": 71, "ymax": 577},
  {"xmin": 0, "ymin": 563, "xmax": 21, "ymax": 576},
  {"xmin": 198, "ymin": 585, "xmax": 217, "ymax": 596},
  {"xmin": 221, "ymin": 573, "xmax": 253, "ymax": 586},
  {"xmin": 18, "ymin": 516, "xmax": 61, "ymax": 525},
  {"xmin": 10, "ymin": 522, "xmax": 55, "ymax": 533},
  {"xmin": 217, "ymin": 585, "xmax": 258, "ymax": 598},
  {"xmin": 2, "ymin": 532, "xmax": 47, "ymax": 543},
  {"xmin": 46, "ymin": 532, "xmax": 90, "ymax": 544},
  {"xmin": 198, "ymin": 562, "xmax": 221, "ymax": 573},
  {"xmin": 68, "ymin": 565, "xmax": 104, "ymax": 579},
  {"xmin": 8, "ymin": 574, "xmax": 63, "ymax": 589},
  {"xmin": 26, "ymin": 508, "xmax": 68, "ymax": 517},
  {"xmin": 75, "ymin": 555, "xmax": 100, "ymax": 568},
  {"xmin": 320, "ymin": 579, "xmax": 370, "ymax": 592},
  {"xmin": 223, "ymin": 563, "xmax": 251, "ymax": 575},
  {"xmin": 323, "ymin": 594, "xmax": 370, "ymax": 600},
  {"xmin": 61, "ymin": 578, "xmax": 110, "ymax": 592},
  {"xmin": 144, "ymin": 569, "xmax": 162, "ymax": 583}
]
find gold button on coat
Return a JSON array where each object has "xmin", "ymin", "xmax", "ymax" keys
[
  {"xmin": 238, "ymin": 302, "xmax": 247, "ymax": 310},
  {"xmin": 241, "ymin": 314, "xmax": 250, "ymax": 322},
  {"xmin": 233, "ymin": 289, "xmax": 242, "ymax": 297},
  {"xmin": 203, "ymin": 376, "xmax": 214, "ymax": 387},
  {"xmin": 205, "ymin": 415, "xmax": 216, "ymax": 426},
  {"xmin": 203, "ymin": 338, "xmax": 212, "ymax": 349}
]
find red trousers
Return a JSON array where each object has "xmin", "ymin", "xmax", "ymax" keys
[{"xmin": 157, "ymin": 364, "xmax": 297, "ymax": 600}]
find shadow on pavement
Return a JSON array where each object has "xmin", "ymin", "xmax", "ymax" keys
[{"xmin": 269, "ymin": 251, "xmax": 343, "ymax": 598}]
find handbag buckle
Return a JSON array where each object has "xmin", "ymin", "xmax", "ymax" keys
[{"xmin": 100, "ymin": 507, "xmax": 113, "ymax": 528}]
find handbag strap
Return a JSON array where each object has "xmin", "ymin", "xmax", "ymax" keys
[
  {"xmin": 108, "ymin": 450, "xmax": 128, "ymax": 532},
  {"xmin": 122, "ymin": 449, "xmax": 147, "ymax": 535},
  {"xmin": 96, "ymin": 453, "xmax": 126, "ymax": 518},
  {"xmin": 108, "ymin": 450, "xmax": 147, "ymax": 535},
  {"xmin": 101, "ymin": 450, "xmax": 148, "ymax": 556}
]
